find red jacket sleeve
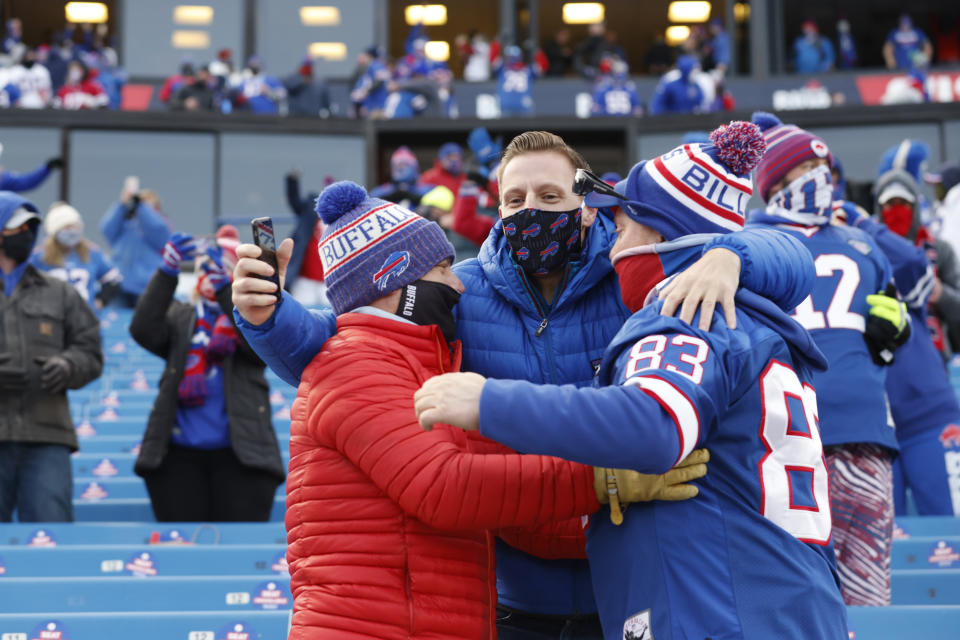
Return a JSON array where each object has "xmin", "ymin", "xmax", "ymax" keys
[
  {"xmin": 452, "ymin": 187, "xmax": 495, "ymax": 247},
  {"xmin": 301, "ymin": 343, "xmax": 599, "ymax": 531}
]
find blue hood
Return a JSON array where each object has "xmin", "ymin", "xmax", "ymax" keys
[
  {"xmin": 0, "ymin": 191, "xmax": 39, "ymax": 229},
  {"xmin": 477, "ymin": 211, "xmax": 618, "ymax": 317}
]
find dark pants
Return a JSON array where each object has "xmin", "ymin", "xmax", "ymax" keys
[
  {"xmin": 0, "ymin": 442, "xmax": 74, "ymax": 522},
  {"xmin": 496, "ymin": 606, "xmax": 604, "ymax": 640},
  {"xmin": 143, "ymin": 445, "xmax": 279, "ymax": 522},
  {"xmin": 111, "ymin": 290, "xmax": 140, "ymax": 308}
]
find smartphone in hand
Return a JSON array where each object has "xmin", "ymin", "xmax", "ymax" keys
[{"xmin": 251, "ymin": 217, "xmax": 282, "ymax": 301}]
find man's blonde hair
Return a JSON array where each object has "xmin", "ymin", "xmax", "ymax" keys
[{"xmin": 496, "ymin": 131, "xmax": 591, "ymax": 188}]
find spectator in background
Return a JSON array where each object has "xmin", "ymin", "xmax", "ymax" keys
[
  {"xmin": 169, "ymin": 65, "xmax": 216, "ymax": 112},
  {"xmin": 0, "ymin": 151, "xmax": 62, "ymax": 193},
  {"xmin": 417, "ymin": 184, "xmax": 480, "ymax": 261},
  {"xmin": 284, "ymin": 169, "xmax": 328, "ymax": 306},
  {"xmin": 930, "ymin": 164, "xmax": 960, "ymax": 261},
  {"xmin": 0, "ymin": 68, "xmax": 20, "ymax": 108},
  {"xmin": 349, "ymin": 46, "xmax": 389, "ymax": 118},
  {"xmin": 231, "ymin": 55, "xmax": 286, "ymax": 115},
  {"xmin": 837, "ymin": 18, "xmax": 858, "ymax": 69},
  {"xmin": 884, "ymin": 14, "xmax": 933, "ymax": 71},
  {"xmin": 208, "ymin": 48, "xmax": 236, "ymax": 85},
  {"xmin": 283, "ymin": 57, "xmax": 330, "ymax": 118},
  {"xmin": 130, "ymin": 229, "xmax": 283, "ymax": 522},
  {"xmin": 0, "ymin": 18, "xmax": 24, "ymax": 66},
  {"xmin": 875, "ymin": 169, "xmax": 960, "ymax": 358},
  {"xmin": 702, "ymin": 18, "xmax": 730, "ymax": 72},
  {"xmin": 53, "ymin": 60, "xmax": 107, "ymax": 110},
  {"xmin": 649, "ymin": 54, "xmax": 704, "ymax": 115},
  {"xmin": 0, "ymin": 192, "xmax": 103, "ymax": 523},
  {"xmin": 495, "ymin": 45, "xmax": 540, "ymax": 117},
  {"xmin": 645, "ymin": 32, "xmax": 675, "ymax": 75},
  {"xmin": 457, "ymin": 31, "xmax": 492, "ymax": 82},
  {"xmin": 575, "ymin": 21, "xmax": 613, "ymax": 78},
  {"xmin": 543, "ymin": 28, "xmax": 574, "ymax": 77},
  {"xmin": 100, "ymin": 177, "xmax": 171, "ymax": 307},
  {"xmin": 592, "ymin": 57, "xmax": 643, "ymax": 117},
  {"xmin": 42, "ymin": 31, "xmax": 74, "ymax": 93},
  {"xmin": 421, "ymin": 142, "xmax": 465, "ymax": 194},
  {"xmin": 370, "ymin": 146, "xmax": 433, "ymax": 208},
  {"xmin": 31, "ymin": 202, "xmax": 122, "ymax": 309},
  {"xmin": 9, "ymin": 48, "xmax": 52, "ymax": 109},
  {"xmin": 91, "ymin": 44, "xmax": 127, "ymax": 111},
  {"xmin": 878, "ymin": 139, "xmax": 935, "ymax": 226},
  {"xmin": 793, "ymin": 20, "xmax": 835, "ymax": 73},
  {"xmin": 159, "ymin": 60, "xmax": 195, "ymax": 105}
]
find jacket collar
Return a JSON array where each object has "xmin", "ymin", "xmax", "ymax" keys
[
  {"xmin": 478, "ymin": 212, "xmax": 617, "ymax": 317},
  {"xmin": 337, "ymin": 312, "xmax": 461, "ymax": 374}
]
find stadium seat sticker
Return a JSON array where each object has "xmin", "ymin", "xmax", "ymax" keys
[
  {"xmin": 251, "ymin": 580, "xmax": 290, "ymax": 609},
  {"xmin": 28, "ymin": 530, "xmax": 56, "ymax": 547},
  {"xmin": 927, "ymin": 540, "xmax": 960, "ymax": 568},
  {"xmin": 0, "ymin": 554, "xmax": 5, "ymax": 575},
  {"xmin": 80, "ymin": 482, "xmax": 108, "ymax": 501},
  {"xmin": 623, "ymin": 609, "xmax": 653, "ymax": 639},
  {"xmin": 270, "ymin": 551, "xmax": 288, "ymax": 574},
  {"xmin": 125, "ymin": 551, "xmax": 159, "ymax": 576},
  {"xmin": 29, "ymin": 620, "xmax": 69, "ymax": 640},
  {"xmin": 216, "ymin": 622, "xmax": 256, "ymax": 640}
]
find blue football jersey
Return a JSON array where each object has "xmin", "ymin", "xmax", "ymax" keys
[
  {"xmin": 755, "ymin": 221, "xmax": 897, "ymax": 451},
  {"xmin": 479, "ymin": 290, "xmax": 847, "ymax": 639},
  {"xmin": 592, "ymin": 81, "xmax": 640, "ymax": 116},
  {"xmin": 31, "ymin": 245, "xmax": 121, "ymax": 305},
  {"xmin": 498, "ymin": 65, "xmax": 535, "ymax": 115}
]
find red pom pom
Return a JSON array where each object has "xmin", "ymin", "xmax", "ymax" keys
[{"xmin": 709, "ymin": 121, "xmax": 766, "ymax": 176}]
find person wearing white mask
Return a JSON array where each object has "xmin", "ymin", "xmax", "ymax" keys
[{"xmin": 30, "ymin": 202, "xmax": 122, "ymax": 309}]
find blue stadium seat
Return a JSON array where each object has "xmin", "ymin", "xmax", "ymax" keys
[
  {"xmin": 890, "ymin": 569, "xmax": 960, "ymax": 604},
  {"xmin": 892, "ymin": 537, "xmax": 960, "ymax": 570},
  {"xmin": 0, "ymin": 523, "xmax": 286, "ymax": 546},
  {"xmin": 896, "ymin": 517, "xmax": 960, "ymax": 537},
  {"xmin": 0, "ymin": 575, "xmax": 292, "ymax": 613},
  {"xmin": 846, "ymin": 605, "xmax": 960, "ymax": 640},
  {"xmin": 0, "ymin": 611, "xmax": 288, "ymax": 640},
  {"xmin": 73, "ymin": 496, "xmax": 287, "ymax": 522},
  {"xmin": 0, "ymin": 545, "xmax": 287, "ymax": 577}
]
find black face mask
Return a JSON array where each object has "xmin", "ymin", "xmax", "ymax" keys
[
  {"xmin": 503, "ymin": 207, "xmax": 582, "ymax": 277},
  {"xmin": 22, "ymin": 59, "xmax": 34, "ymax": 69},
  {"xmin": 396, "ymin": 279, "xmax": 461, "ymax": 344},
  {"xmin": 1, "ymin": 228, "xmax": 35, "ymax": 264}
]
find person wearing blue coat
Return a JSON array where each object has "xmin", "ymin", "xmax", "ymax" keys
[
  {"xmin": 648, "ymin": 55, "xmax": 703, "ymax": 116},
  {"xmin": 231, "ymin": 130, "xmax": 815, "ymax": 639},
  {"xmin": 99, "ymin": 182, "xmax": 171, "ymax": 307}
]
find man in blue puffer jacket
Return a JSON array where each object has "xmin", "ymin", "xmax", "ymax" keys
[{"xmin": 232, "ymin": 130, "xmax": 815, "ymax": 638}]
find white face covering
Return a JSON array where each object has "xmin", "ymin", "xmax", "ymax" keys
[
  {"xmin": 55, "ymin": 228, "xmax": 83, "ymax": 247},
  {"xmin": 765, "ymin": 164, "xmax": 834, "ymax": 225}
]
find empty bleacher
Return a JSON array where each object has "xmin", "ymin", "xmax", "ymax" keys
[{"xmin": 2, "ymin": 307, "xmax": 960, "ymax": 638}]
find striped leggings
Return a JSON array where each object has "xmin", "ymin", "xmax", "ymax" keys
[{"xmin": 825, "ymin": 444, "xmax": 894, "ymax": 607}]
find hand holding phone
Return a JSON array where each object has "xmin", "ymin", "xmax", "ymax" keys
[{"xmin": 251, "ymin": 217, "xmax": 282, "ymax": 301}]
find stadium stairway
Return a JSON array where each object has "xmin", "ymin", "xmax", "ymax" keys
[{"xmin": 1, "ymin": 309, "xmax": 959, "ymax": 638}]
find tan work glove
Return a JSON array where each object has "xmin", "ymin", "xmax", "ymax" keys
[{"xmin": 593, "ymin": 449, "xmax": 710, "ymax": 525}]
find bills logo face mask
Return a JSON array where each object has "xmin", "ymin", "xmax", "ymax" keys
[
  {"xmin": 503, "ymin": 207, "xmax": 582, "ymax": 277},
  {"xmin": 765, "ymin": 164, "xmax": 834, "ymax": 225}
]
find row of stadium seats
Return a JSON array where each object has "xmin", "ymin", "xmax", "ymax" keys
[{"xmin": 2, "ymin": 520, "xmax": 960, "ymax": 638}]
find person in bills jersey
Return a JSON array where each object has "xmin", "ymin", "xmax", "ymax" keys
[
  {"xmin": 414, "ymin": 122, "xmax": 849, "ymax": 640},
  {"xmin": 748, "ymin": 112, "xmax": 909, "ymax": 606}
]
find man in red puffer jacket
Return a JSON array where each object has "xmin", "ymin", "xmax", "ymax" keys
[{"xmin": 286, "ymin": 181, "xmax": 704, "ymax": 639}]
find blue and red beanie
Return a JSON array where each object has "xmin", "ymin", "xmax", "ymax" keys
[
  {"xmin": 316, "ymin": 181, "xmax": 455, "ymax": 315},
  {"xmin": 585, "ymin": 121, "xmax": 765, "ymax": 240},
  {"xmin": 751, "ymin": 111, "xmax": 832, "ymax": 201}
]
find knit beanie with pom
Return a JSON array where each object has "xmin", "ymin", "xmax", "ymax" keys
[{"xmin": 315, "ymin": 180, "xmax": 455, "ymax": 315}]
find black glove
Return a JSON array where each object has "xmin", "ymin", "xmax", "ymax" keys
[
  {"xmin": 46, "ymin": 157, "xmax": 64, "ymax": 171},
  {"xmin": 35, "ymin": 356, "xmax": 72, "ymax": 393},
  {"xmin": 863, "ymin": 283, "xmax": 911, "ymax": 366}
]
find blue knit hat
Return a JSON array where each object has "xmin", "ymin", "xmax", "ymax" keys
[
  {"xmin": 316, "ymin": 181, "xmax": 455, "ymax": 315},
  {"xmin": 585, "ymin": 121, "xmax": 765, "ymax": 240}
]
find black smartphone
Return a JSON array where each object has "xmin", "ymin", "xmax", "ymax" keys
[{"xmin": 251, "ymin": 217, "xmax": 282, "ymax": 300}]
